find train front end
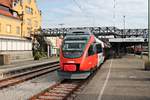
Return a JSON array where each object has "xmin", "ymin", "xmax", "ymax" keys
[{"xmin": 57, "ymin": 31, "xmax": 93, "ymax": 79}]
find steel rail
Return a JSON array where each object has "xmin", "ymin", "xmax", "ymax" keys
[
  {"xmin": 29, "ymin": 64, "xmax": 101, "ymax": 100},
  {"xmin": 0, "ymin": 62, "xmax": 59, "ymax": 89}
]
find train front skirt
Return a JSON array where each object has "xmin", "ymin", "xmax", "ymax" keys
[{"xmin": 57, "ymin": 69, "xmax": 91, "ymax": 79}]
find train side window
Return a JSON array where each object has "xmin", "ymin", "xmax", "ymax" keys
[
  {"xmin": 96, "ymin": 44, "xmax": 102, "ymax": 53},
  {"xmin": 88, "ymin": 44, "xmax": 95, "ymax": 56}
]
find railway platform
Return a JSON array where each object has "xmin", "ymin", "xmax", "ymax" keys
[
  {"xmin": 0, "ymin": 57, "xmax": 59, "ymax": 79},
  {"xmin": 75, "ymin": 55, "xmax": 150, "ymax": 100}
]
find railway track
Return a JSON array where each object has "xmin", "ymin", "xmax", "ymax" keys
[
  {"xmin": 29, "ymin": 80, "xmax": 83, "ymax": 100},
  {"xmin": 0, "ymin": 61, "xmax": 59, "ymax": 89},
  {"xmin": 29, "ymin": 68, "xmax": 98, "ymax": 100}
]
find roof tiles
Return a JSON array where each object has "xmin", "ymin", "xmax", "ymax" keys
[
  {"xmin": 0, "ymin": 0, "xmax": 12, "ymax": 8},
  {"xmin": 0, "ymin": 0, "xmax": 19, "ymax": 19}
]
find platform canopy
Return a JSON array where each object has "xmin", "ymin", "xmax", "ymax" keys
[{"xmin": 109, "ymin": 38, "xmax": 147, "ymax": 43}]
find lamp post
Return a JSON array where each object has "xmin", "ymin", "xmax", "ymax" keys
[
  {"xmin": 113, "ymin": 0, "xmax": 116, "ymax": 27},
  {"xmin": 144, "ymin": 0, "xmax": 150, "ymax": 70},
  {"xmin": 44, "ymin": 37, "xmax": 51, "ymax": 58},
  {"xmin": 148, "ymin": 0, "xmax": 150, "ymax": 61}
]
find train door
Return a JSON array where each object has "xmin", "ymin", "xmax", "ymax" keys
[
  {"xmin": 96, "ymin": 43, "xmax": 103, "ymax": 67},
  {"xmin": 81, "ymin": 43, "xmax": 97, "ymax": 71},
  {"xmin": 87, "ymin": 43, "xmax": 97, "ymax": 69}
]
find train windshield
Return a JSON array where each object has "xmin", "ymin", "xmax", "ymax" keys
[{"xmin": 62, "ymin": 35, "xmax": 89, "ymax": 58}]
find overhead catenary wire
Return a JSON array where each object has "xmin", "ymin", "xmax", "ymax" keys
[
  {"xmin": 72, "ymin": 0, "xmax": 96, "ymax": 26},
  {"xmin": 72, "ymin": 0, "xmax": 83, "ymax": 12}
]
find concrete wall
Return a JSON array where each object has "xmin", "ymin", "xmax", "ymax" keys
[{"xmin": 0, "ymin": 51, "xmax": 33, "ymax": 61}]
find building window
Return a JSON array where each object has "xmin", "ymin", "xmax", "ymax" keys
[
  {"xmin": 6, "ymin": 25, "xmax": 11, "ymax": 33},
  {"xmin": 27, "ymin": 19, "xmax": 32, "ymax": 26},
  {"xmin": 27, "ymin": 27, "xmax": 31, "ymax": 34},
  {"xmin": 16, "ymin": 27, "xmax": 20, "ymax": 34},
  {"xmin": 34, "ymin": 21, "xmax": 38, "ymax": 27},
  {"xmin": 13, "ymin": 0, "xmax": 21, "ymax": 7},
  {"xmin": 20, "ymin": 0, "xmax": 23, "ymax": 5},
  {"xmin": 12, "ymin": 2, "xmax": 17, "ymax": 7},
  {"xmin": 13, "ymin": 12, "xmax": 18, "ymax": 17},
  {"xmin": 26, "ymin": 7, "xmax": 33, "ymax": 14},
  {"xmin": 0, "ymin": 23, "xmax": 1, "ymax": 32},
  {"xmin": 27, "ymin": 0, "xmax": 31, "ymax": 4}
]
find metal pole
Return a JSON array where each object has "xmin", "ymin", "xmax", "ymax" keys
[
  {"xmin": 134, "ymin": 45, "xmax": 136, "ymax": 56},
  {"xmin": 141, "ymin": 43, "xmax": 143, "ymax": 59},
  {"xmin": 47, "ymin": 44, "xmax": 50, "ymax": 58},
  {"xmin": 148, "ymin": 0, "xmax": 150, "ymax": 61},
  {"xmin": 113, "ymin": 0, "xmax": 116, "ymax": 27},
  {"xmin": 123, "ymin": 15, "xmax": 126, "ymax": 38}
]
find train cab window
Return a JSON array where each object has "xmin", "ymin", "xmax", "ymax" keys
[
  {"xmin": 88, "ymin": 44, "xmax": 95, "ymax": 56},
  {"xmin": 96, "ymin": 44, "xmax": 102, "ymax": 53}
]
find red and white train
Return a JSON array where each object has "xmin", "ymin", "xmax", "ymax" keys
[{"xmin": 57, "ymin": 29, "xmax": 110, "ymax": 79}]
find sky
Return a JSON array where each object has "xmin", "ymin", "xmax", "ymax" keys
[{"xmin": 37, "ymin": 0, "xmax": 148, "ymax": 29}]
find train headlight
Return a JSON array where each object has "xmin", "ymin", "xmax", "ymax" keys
[{"xmin": 64, "ymin": 64, "xmax": 76, "ymax": 72}]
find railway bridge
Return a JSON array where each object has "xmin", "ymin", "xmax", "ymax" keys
[{"xmin": 33, "ymin": 27, "xmax": 148, "ymax": 57}]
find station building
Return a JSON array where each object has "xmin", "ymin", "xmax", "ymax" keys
[
  {"xmin": 46, "ymin": 37, "xmax": 62, "ymax": 56},
  {"xmin": 0, "ymin": 0, "xmax": 41, "ymax": 62}
]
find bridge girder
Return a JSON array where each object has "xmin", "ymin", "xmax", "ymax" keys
[{"xmin": 34, "ymin": 27, "xmax": 148, "ymax": 38}]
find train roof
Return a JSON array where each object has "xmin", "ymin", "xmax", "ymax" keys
[
  {"xmin": 95, "ymin": 38, "xmax": 111, "ymax": 48},
  {"xmin": 64, "ymin": 29, "xmax": 92, "ymax": 40},
  {"xmin": 65, "ymin": 35, "xmax": 90, "ymax": 40},
  {"xmin": 65, "ymin": 29, "xmax": 111, "ymax": 48},
  {"xmin": 66, "ymin": 29, "xmax": 92, "ymax": 35}
]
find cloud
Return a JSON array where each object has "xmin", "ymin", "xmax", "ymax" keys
[{"xmin": 38, "ymin": 0, "xmax": 147, "ymax": 29}]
